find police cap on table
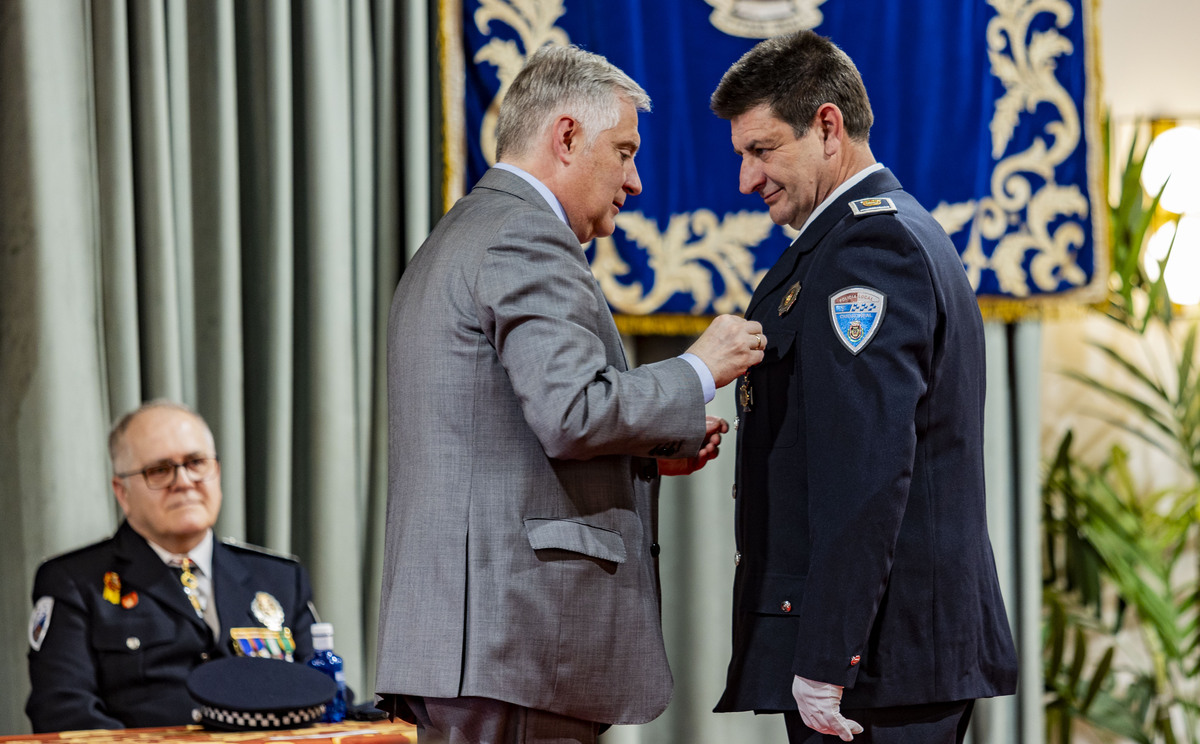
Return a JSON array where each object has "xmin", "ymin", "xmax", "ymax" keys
[{"xmin": 186, "ymin": 656, "xmax": 336, "ymax": 730}]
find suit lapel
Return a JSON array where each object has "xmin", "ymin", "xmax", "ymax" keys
[
  {"xmin": 746, "ymin": 169, "xmax": 903, "ymax": 318},
  {"xmin": 113, "ymin": 523, "xmax": 209, "ymax": 634}
]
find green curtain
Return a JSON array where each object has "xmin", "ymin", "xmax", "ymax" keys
[{"xmin": 0, "ymin": 0, "xmax": 407, "ymax": 732}]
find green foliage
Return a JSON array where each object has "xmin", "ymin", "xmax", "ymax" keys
[
  {"xmin": 1102, "ymin": 116, "xmax": 1178, "ymax": 333},
  {"xmin": 1043, "ymin": 432, "xmax": 1200, "ymax": 744},
  {"xmin": 1042, "ymin": 115, "xmax": 1200, "ymax": 743}
]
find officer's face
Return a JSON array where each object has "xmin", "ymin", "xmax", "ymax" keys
[
  {"xmin": 111, "ymin": 408, "xmax": 222, "ymax": 555},
  {"xmin": 730, "ymin": 104, "xmax": 831, "ymax": 230}
]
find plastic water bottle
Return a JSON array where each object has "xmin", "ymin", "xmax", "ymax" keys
[{"xmin": 306, "ymin": 622, "xmax": 347, "ymax": 722}]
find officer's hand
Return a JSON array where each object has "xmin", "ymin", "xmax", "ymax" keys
[
  {"xmin": 792, "ymin": 675, "xmax": 863, "ymax": 741},
  {"xmin": 686, "ymin": 315, "xmax": 765, "ymax": 388},
  {"xmin": 658, "ymin": 416, "xmax": 728, "ymax": 476}
]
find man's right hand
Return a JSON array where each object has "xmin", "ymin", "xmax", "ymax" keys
[{"xmin": 686, "ymin": 314, "xmax": 766, "ymax": 388}]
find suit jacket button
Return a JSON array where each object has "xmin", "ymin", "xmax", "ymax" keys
[
  {"xmin": 636, "ymin": 460, "xmax": 657, "ymax": 481},
  {"xmin": 650, "ymin": 543, "xmax": 661, "ymax": 557},
  {"xmin": 200, "ymin": 652, "xmax": 210, "ymax": 661},
  {"xmin": 126, "ymin": 637, "xmax": 141, "ymax": 650},
  {"xmin": 780, "ymin": 600, "xmax": 792, "ymax": 613}
]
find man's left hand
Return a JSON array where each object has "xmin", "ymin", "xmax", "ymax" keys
[
  {"xmin": 658, "ymin": 416, "xmax": 728, "ymax": 476},
  {"xmin": 792, "ymin": 675, "xmax": 863, "ymax": 741}
]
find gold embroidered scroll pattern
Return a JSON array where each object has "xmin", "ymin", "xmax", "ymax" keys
[
  {"xmin": 473, "ymin": 0, "xmax": 568, "ymax": 165},
  {"xmin": 932, "ymin": 0, "xmax": 1091, "ymax": 298},
  {"xmin": 591, "ymin": 210, "xmax": 775, "ymax": 315}
]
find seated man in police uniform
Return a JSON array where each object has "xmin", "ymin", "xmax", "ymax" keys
[{"xmin": 26, "ymin": 400, "xmax": 317, "ymax": 732}]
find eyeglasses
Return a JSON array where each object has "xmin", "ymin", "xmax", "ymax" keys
[{"xmin": 116, "ymin": 456, "xmax": 220, "ymax": 490}]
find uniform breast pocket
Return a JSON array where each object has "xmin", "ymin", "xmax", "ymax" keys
[
  {"xmin": 745, "ymin": 330, "xmax": 799, "ymax": 450},
  {"xmin": 92, "ymin": 618, "xmax": 172, "ymax": 688}
]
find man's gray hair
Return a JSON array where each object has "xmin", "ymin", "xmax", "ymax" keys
[
  {"xmin": 108, "ymin": 399, "xmax": 212, "ymax": 470},
  {"xmin": 495, "ymin": 44, "xmax": 651, "ymax": 161}
]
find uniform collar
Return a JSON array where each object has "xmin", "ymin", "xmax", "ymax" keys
[
  {"xmin": 147, "ymin": 529, "xmax": 215, "ymax": 578},
  {"xmin": 792, "ymin": 162, "xmax": 885, "ymax": 241}
]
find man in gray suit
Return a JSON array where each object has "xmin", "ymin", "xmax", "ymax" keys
[{"xmin": 375, "ymin": 45, "xmax": 765, "ymax": 743}]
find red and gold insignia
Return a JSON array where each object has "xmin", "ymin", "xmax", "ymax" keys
[
  {"xmin": 850, "ymin": 654, "xmax": 861, "ymax": 666},
  {"xmin": 120, "ymin": 592, "xmax": 139, "ymax": 609},
  {"xmin": 103, "ymin": 572, "xmax": 121, "ymax": 605}
]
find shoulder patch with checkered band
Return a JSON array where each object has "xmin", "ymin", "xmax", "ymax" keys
[{"xmin": 829, "ymin": 286, "xmax": 887, "ymax": 355}]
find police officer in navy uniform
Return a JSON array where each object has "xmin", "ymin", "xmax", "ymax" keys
[
  {"xmin": 26, "ymin": 400, "xmax": 316, "ymax": 732},
  {"xmin": 709, "ymin": 31, "xmax": 1019, "ymax": 743}
]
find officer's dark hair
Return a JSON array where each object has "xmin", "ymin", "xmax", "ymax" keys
[
  {"xmin": 710, "ymin": 30, "xmax": 873, "ymax": 142},
  {"xmin": 108, "ymin": 399, "xmax": 212, "ymax": 470}
]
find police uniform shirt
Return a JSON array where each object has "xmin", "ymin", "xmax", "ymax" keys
[
  {"xmin": 26, "ymin": 521, "xmax": 316, "ymax": 733},
  {"xmin": 146, "ymin": 531, "xmax": 219, "ymax": 636}
]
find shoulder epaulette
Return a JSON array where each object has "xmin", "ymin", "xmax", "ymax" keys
[
  {"xmin": 848, "ymin": 197, "xmax": 897, "ymax": 217},
  {"xmin": 221, "ymin": 537, "xmax": 299, "ymax": 562}
]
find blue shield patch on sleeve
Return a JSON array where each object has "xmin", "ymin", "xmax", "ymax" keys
[{"xmin": 829, "ymin": 287, "xmax": 887, "ymax": 355}]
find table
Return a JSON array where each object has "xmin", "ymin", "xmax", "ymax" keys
[{"xmin": 0, "ymin": 720, "xmax": 416, "ymax": 743}]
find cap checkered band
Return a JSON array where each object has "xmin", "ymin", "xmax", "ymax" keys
[{"xmin": 199, "ymin": 703, "xmax": 326, "ymax": 729}]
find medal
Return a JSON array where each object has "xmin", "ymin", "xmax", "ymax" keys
[
  {"xmin": 738, "ymin": 376, "xmax": 753, "ymax": 411},
  {"xmin": 103, "ymin": 572, "xmax": 121, "ymax": 605}
]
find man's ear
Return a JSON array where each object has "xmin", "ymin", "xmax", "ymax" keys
[
  {"xmin": 551, "ymin": 115, "xmax": 582, "ymax": 163},
  {"xmin": 815, "ymin": 103, "xmax": 844, "ymax": 156},
  {"xmin": 112, "ymin": 476, "xmax": 131, "ymax": 516}
]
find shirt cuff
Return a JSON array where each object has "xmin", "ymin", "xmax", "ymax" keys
[{"xmin": 678, "ymin": 353, "xmax": 716, "ymax": 404}]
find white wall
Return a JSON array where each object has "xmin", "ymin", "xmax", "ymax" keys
[{"xmin": 1100, "ymin": 0, "xmax": 1200, "ymax": 120}]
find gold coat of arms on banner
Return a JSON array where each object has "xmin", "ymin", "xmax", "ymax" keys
[{"xmin": 703, "ymin": 0, "xmax": 827, "ymax": 38}]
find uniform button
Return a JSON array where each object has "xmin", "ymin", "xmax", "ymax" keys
[
  {"xmin": 733, "ymin": 417, "xmax": 740, "ymax": 431},
  {"xmin": 126, "ymin": 637, "xmax": 141, "ymax": 650},
  {"xmin": 200, "ymin": 652, "xmax": 210, "ymax": 661},
  {"xmin": 650, "ymin": 543, "xmax": 661, "ymax": 557},
  {"xmin": 780, "ymin": 600, "xmax": 792, "ymax": 613},
  {"xmin": 731, "ymin": 484, "xmax": 737, "ymax": 500},
  {"xmin": 734, "ymin": 551, "xmax": 741, "ymax": 566}
]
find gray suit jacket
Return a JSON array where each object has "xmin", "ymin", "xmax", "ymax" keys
[{"xmin": 376, "ymin": 168, "xmax": 706, "ymax": 725}]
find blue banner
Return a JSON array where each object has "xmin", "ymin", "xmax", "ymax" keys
[{"xmin": 449, "ymin": 0, "xmax": 1104, "ymax": 326}]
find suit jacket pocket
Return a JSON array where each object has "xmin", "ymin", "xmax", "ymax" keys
[
  {"xmin": 745, "ymin": 330, "xmax": 799, "ymax": 450},
  {"xmin": 523, "ymin": 517, "xmax": 627, "ymax": 564}
]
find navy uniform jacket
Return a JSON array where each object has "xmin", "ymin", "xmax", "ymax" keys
[
  {"xmin": 26, "ymin": 521, "xmax": 316, "ymax": 732},
  {"xmin": 716, "ymin": 168, "xmax": 1018, "ymax": 713}
]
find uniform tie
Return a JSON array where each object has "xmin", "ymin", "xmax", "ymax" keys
[
  {"xmin": 174, "ymin": 557, "xmax": 206, "ymax": 618},
  {"xmin": 171, "ymin": 557, "xmax": 219, "ymax": 637}
]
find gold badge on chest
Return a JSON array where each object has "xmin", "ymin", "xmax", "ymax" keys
[
  {"xmin": 251, "ymin": 591, "xmax": 285, "ymax": 631},
  {"xmin": 779, "ymin": 281, "xmax": 802, "ymax": 316}
]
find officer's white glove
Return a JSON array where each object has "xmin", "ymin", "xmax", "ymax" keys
[{"xmin": 792, "ymin": 675, "xmax": 864, "ymax": 741}]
